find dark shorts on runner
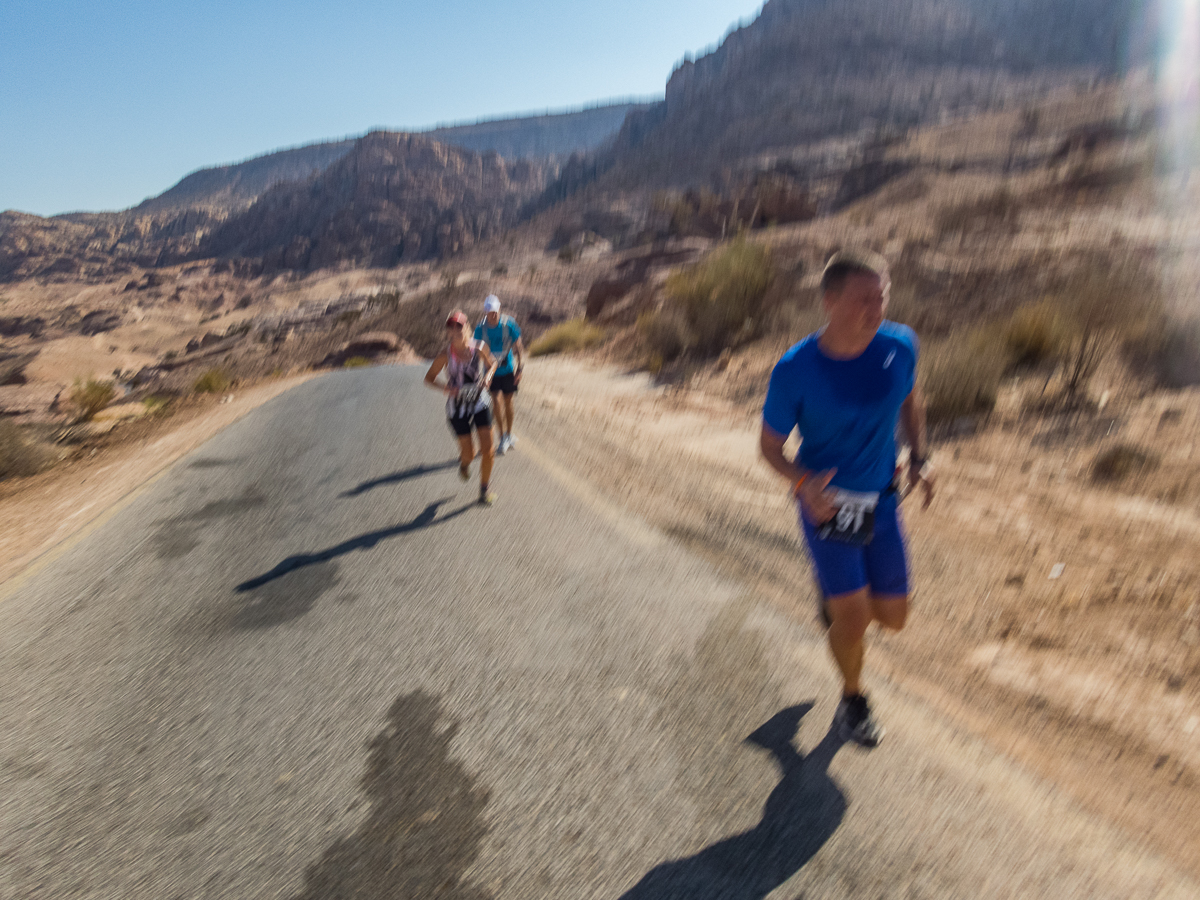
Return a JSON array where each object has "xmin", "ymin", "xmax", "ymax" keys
[
  {"xmin": 800, "ymin": 491, "xmax": 909, "ymax": 599},
  {"xmin": 490, "ymin": 372, "xmax": 518, "ymax": 395},
  {"xmin": 449, "ymin": 406, "xmax": 492, "ymax": 436}
]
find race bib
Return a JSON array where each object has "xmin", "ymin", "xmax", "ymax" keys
[{"xmin": 815, "ymin": 489, "xmax": 880, "ymax": 546}]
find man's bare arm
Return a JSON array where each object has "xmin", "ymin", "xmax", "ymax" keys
[
  {"xmin": 513, "ymin": 337, "xmax": 526, "ymax": 382},
  {"xmin": 760, "ymin": 425, "xmax": 837, "ymax": 523},
  {"xmin": 760, "ymin": 425, "xmax": 803, "ymax": 483},
  {"xmin": 900, "ymin": 387, "xmax": 935, "ymax": 508}
]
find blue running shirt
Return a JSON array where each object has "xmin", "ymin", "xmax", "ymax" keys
[
  {"xmin": 763, "ymin": 321, "xmax": 918, "ymax": 493},
  {"xmin": 473, "ymin": 316, "xmax": 521, "ymax": 375}
]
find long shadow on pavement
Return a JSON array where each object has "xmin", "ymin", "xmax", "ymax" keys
[
  {"xmin": 620, "ymin": 703, "xmax": 846, "ymax": 899},
  {"xmin": 340, "ymin": 460, "xmax": 460, "ymax": 497},
  {"xmin": 236, "ymin": 498, "xmax": 474, "ymax": 592},
  {"xmin": 291, "ymin": 691, "xmax": 493, "ymax": 900}
]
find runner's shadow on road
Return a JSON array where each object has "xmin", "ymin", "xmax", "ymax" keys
[
  {"xmin": 235, "ymin": 497, "xmax": 473, "ymax": 592},
  {"xmin": 340, "ymin": 460, "xmax": 460, "ymax": 497},
  {"xmin": 620, "ymin": 703, "xmax": 846, "ymax": 900}
]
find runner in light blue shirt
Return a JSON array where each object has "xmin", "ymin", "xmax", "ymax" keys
[{"xmin": 473, "ymin": 295, "xmax": 525, "ymax": 454}]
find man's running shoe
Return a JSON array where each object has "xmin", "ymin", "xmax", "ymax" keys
[
  {"xmin": 478, "ymin": 488, "xmax": 497, "ymax": 505},
  {"xmin": 459, "ymin": 462, "xmax": 470, "ymax": 482},
  {"xmin": 835, "ymin": 694, "xmax": 884, "ymax": 748},
  {"xmin": 506, "ymin": 432, "xmax": 517, "ymax": 449},
  {"xmin": 496, "ymin": 437, "xmax": 507, "ymax": 456}
]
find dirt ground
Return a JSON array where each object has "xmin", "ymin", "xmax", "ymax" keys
[{"xmin": 516, "ymin": 355, "xmax": 1200, "ymax": 880}]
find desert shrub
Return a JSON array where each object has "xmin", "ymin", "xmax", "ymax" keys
[
  {"xmin": 662, "ymin": 238, "xmax": 774, "ymax": 356},
  {"xmin": 1092, "ymin": 444, "xmax": 1159, "ymax": 483},
  {"xmin": 935, "ymin": 188, "xmax": 1019, "ymax": 235},
  {"xmin": 637, "ymin": 308, "xmax": 692, "ymax": 365},
  {"xmin": 141, "ymin": 395, "xmax": 172, "ymax": 415},
  {"xmin": 491, "ymin": 264, "xmax": 508, "ymax": 276},
  {"xmin": 70, "ymin": 378, "xmax": 116, "ymax": 420},
  {"xmin": 0, "ymin": 418, "xmax": 42, "ymax": 479},
  {"xmin": 336, "ymin": 310, "xmax": 362, "ymax": 327},
  {"xmin": 1053, "ymin": 261, "xmax": 1156, "ymax": 396},
  {"xmin": 193, "ymin": 368, "xmax": 231, "ymax": 393},
  {"xmin": 1002, "ymin": 301, "xmax": 1072, "ymax": 367},
  {"xmin": 1124, "ymin": 318, "xmax": 1200, "ymax": 388},
  {"xmin": 557, "ymin": 245, "xmax": 579, "ymax": 263},
  {"xmin": 342, "ymin": 356, "xmax": 372, "ymax": 368},
  {"xmin": 921, "ymin": 333, "xmax": 1006, "ymax": 427},
  {"xmin": 529, "ymin": 319, "xmax": 606, "ymax": 357}
]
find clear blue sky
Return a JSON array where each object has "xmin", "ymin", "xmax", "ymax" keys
[{"xmin": 1, "ymin": 0, "xmax": 764, "ymax": 216}]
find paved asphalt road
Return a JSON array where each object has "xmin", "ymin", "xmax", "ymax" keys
[{"xmin": 1, "ymin": 365, "xmax": 1195, "ymax": 899}]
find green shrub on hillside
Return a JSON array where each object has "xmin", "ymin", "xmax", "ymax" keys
[
  {"xmin": 1002, "ymin": 301, "xmax": 1072, "ymax": 367},
  {"xmin": 643, "ymin": 239, "xmax": 774, "ymax": 362},
  {"xmin": 528, "ymin": 320, "xmax": 606, "ymax": 357},
  {"xmin": 921, "ymin": 332, "xmax": 1006, "ymax": 427},
  {"xmin": 637, "ymin": 308, "xmax": 691, "ymax": 365},
  {"xmin": 194, "ymin": 368, "xmax": 231, "ymax": 394},
  {"xmin": 0, "ymin": 418, "xmax": 42, "ymax": 480},
  {"xmin": 70, "ymin": 378, "xmax": 117, "ymax": 421}
]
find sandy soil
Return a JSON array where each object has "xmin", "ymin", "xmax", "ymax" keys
[
  {"xmin": 0, "ymin": 373, "xmax": 313, "ymax": 590},
  {"xmin": 517, "ymin": 355, "xmax": 1200, "ymax": 880}
]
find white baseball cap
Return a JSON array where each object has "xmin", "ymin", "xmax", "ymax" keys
[{"xmin": 483, "ymin": 295, "xmax": 501, "ymax": 313}]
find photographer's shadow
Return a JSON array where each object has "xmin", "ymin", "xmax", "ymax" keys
[{"xmin": 621, "ymin": 703, "xmax": 846, "ymax": 900}]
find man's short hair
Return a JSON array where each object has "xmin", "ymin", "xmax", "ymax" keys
[{"xmin": 820, "ymin": 250, "xmax": 889, "ymax": 295}]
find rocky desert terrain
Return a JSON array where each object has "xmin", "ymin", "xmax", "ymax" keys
[{"xmin": 3, "ymin": 0, "xmax": 1199, "ymax": 880}]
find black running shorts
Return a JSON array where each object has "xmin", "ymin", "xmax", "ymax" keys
[
  {"xmin": 449, "ymin": 406, "xmax": 492, "ymax": 436},
  {"xmin": 490, "ymin": 372, "xmax": 519, "ymax": 395}
]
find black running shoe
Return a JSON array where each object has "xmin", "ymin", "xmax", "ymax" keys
[{"xmin": 835, "ymin": 694, "xmax": 884, "ymax": 748}]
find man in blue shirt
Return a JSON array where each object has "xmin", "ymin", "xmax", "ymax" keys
[
  {"xmin": 761, "ymin": 250, "xmax": 935, "ymax": 748},
  {"xmin": 474, "ymin": 295, "xmax": 525, "ymax": 454}
]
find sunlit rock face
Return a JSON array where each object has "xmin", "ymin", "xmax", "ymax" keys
[{"xmin": 609, "ymin": 0, "xmax": 1149, "ymax": 186}]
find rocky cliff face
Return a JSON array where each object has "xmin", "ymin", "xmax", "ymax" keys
[
  {"xmin": 193, "ymin": 132, "xmax": 549, "ymax": 270},
  {"xmin": 0, "ymin": 208, "xmax": 223, "ymax": 281},
  {"xmin": 132, "ymin": 102, "xmax": 642, "ymax": 218},
  {"xmin": 133, "ymin": 141, "xmax": 359, "ymax": 216},
  {"xmin": 606, "ymin": 0, "xmax": 1147, "ymax": 185},
  {"xmin": 0, "ymin": 104, "xmax": 638, "ymax": 280}
]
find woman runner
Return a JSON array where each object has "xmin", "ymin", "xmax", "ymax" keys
[{"xmin": 425, "ymin": 310, "xmax": 500, "ymax": 504}]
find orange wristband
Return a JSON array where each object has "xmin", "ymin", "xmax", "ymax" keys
[{"xmin": 793, "ymin": 473, "xmax": 808, "ymax": 498}]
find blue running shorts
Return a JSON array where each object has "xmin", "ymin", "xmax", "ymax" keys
[{"xmin": 800, "ymin": 491, "xmax": 909, "ymax": 599}]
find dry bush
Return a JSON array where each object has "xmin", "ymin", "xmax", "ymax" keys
[
  {"xmin": 528, "ymin": 320, "xmax": 606, "ymax": 357},
  {"xmin": 193, "ymin": 368, "xmax": 231, "ymax": 394},
  {"xmin": 0, "ymin": 418, "xmax": 42, "ymax": 480},
  {"xmin": 1051, "ymin": 261, "xmax": 1154, "ymax": 396},
  {"xmin": 1092, "ymin": 444, "xmax": 1159, "ymax": 483},
  {"xmin": 342, "ymin": 356, "xmax": 372, "ymax": 368},
  {"xmin": 661, "ymin": 238, "xmax": 775, "ymax": 357},
  {"xmin": 921, "ymin": 332, "xmax": 1007, "ymax": 427},
  {"xmin": 637, "ymin": 307, "xmax": 692, "ymax": 366},
  {"xmin": 1002, "ymin": 301, "xmax": 1073, "ymax": 367},
  {"xmin": 70, "ymin": 378, "xmax": 116, "ymax": 420}
]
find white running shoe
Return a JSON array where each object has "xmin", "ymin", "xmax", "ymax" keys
[
  {"xmin": 495, "ymin": 436, "xmax": 507, "ymax": 456},
  {"xmin": 504, "ymin": 432, "xmax": 516, "ymax": 451}
]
